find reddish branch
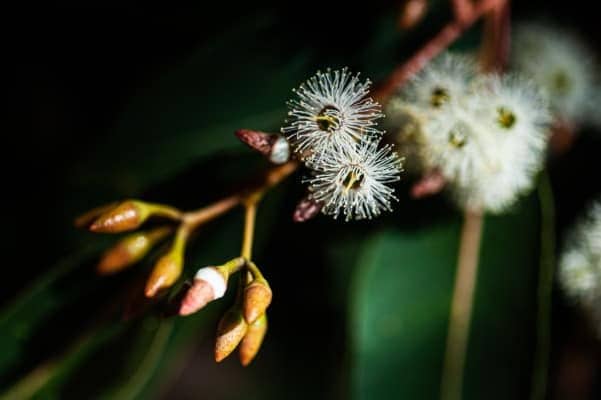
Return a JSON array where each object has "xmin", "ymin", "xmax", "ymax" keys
[{"xmin": 373, "ymin": 0, "xmax": 506, "ymax": 103}]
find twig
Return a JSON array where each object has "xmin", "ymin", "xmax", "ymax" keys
[
  {"xmin": 373, "ymin": 0, "xmax": 505, "ymax": 102},
  {"xmin": 241, "ymin": 201, "xmax": 259, "ymax": 260},
  {"xmin": 479, "ymin": 0, "xmax": 511, "ymax": 72},
  {"xmin": 452, "ymin": 0, "xmax": 474, "ymax": 24},
  {"xmin": 181, "ymin": 161, "xmax": 298, "ymax": 231},
  {"xmin": 440, "ymin": 208, "xmax": 484, "ymax": 400}
]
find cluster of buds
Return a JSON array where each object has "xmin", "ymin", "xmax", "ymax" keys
[
  {"xmin": 77, "ymin": 197, "xmax": 275, "ymax": 365},
  {"xmin": 179, "ymin": 259, "xmax": 272, "ymax": 365},
  {"xmin": 76, "ymin": 199, "xmax": 183, "ymax": 282}
]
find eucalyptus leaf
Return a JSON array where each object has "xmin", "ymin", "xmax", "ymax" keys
[{"xmin": 349, "ymin": 195, "xmax": 540, "ymax": 399}]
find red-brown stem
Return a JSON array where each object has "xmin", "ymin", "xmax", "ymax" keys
[
  {"xmin": 479, "ymin": 0, "xmax": 511, "ymax": 72},
  {"xmin": 452, "ymin": 0, "xmax": 474, "ymax": 24},
  {"xmin": 182, "ymin": 161, "xmax": 299, "ymax": 230},
  {"xmin": 373, "ymin": 0, "xmax": 505, "ymax": 103},
  {"xmin": 549, "ymin": 117, "xmax": 576, "ymax": 156}
]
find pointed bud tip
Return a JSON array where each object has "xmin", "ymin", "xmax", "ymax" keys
[
  {"xmin": 239, "ymin": 315, "xmax": 268, "ymax": 366},
  {"xmin": 97, "ymin": 244, "xmax": 131, "ymax": 275},
  {"xmin": 215, "ymin": 310, "xmax": 248, "ymax": 362},
  {"xmin": 178, "ymin": 279, "xmax": 216, "ymax": 316},
  {"xmin": 144, "ymin": 276, "xmax": 165, "ymax": 298},
  {"xmin": 88, "ymin": 201, "xmax": 143, "ymax": 233},
  {"xmin": 243, "ymin": 283, "xmax": 272, "ymax": 324}
]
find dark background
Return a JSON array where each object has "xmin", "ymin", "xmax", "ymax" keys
[{"xmin": 4, "ymin": 1, "xmax": 601, "ymax": 399}]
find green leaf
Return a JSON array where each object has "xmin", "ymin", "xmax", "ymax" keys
[{"xmin": 349, "ymin": 195, "xmax": 540, "ymax": 400}]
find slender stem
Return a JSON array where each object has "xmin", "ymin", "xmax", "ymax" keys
[
  {"xmin": 373, "ymin": 0, "xmax": 504, "ymax": 102},
  {"xmin": 530, "ymin": 172, "xmax": 556, "ymax": 400},
  {"xmin": 183, "ymin": 195, "xmax": 240, "ymax": 229},
  {"xmin": 241, "ymin": 202, "xmax": 258, "ymax": 260},
  {"xmin": 452, "ymin": 0, "xmax": 474, "ymax": 23},
  {"xmin": 147, "ymin": 203, "xmax": 184, "ymax": 221},
  {"xmin": 440, "ymin": 209, "xmax": 484, "ymax": 400},
  {"xmin": 182, "ymin": 161, "xmax": 298, "ymax": 231},
  {"xmin": 479, "ymin": 0, "xmax": 511, "ymax": 72}
]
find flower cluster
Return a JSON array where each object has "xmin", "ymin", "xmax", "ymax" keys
[
  {"xmin": 282, "ymin": 68, "xmax": 402, "ymax": 221},
  {"xmin": 560, "ymin": 201, "xmax": 601, "ymax": 301},
  {"xmin": 386, "ymin": 53, "xmax": 551, "ymax": 213},
  {"xmin": 512, "ymin": 22, "xmax": 598, "ymax": 126},
  {"xmin": 559, "ymin": 200, "xmax": 601, "ymax": 332}
]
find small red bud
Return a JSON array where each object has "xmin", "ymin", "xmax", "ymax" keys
[
  {"xmin": 411, "ymin": 169, "xmax": 446, "ymax": 199},
  {"xmin": 398, "ymin": 0, "xmax": 428, "ymax": 30},
  {"xmin": 293, "ymin": 196, "xmax": 323, "ymax": 223},
  {"xmin": 235, "ymin": 129, "xmax": 290, "ymax": 164}
]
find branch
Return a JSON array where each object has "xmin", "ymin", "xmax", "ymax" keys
[{"xmin": 373, "ymin": 0, "xmax": 506, "ymax": 103}]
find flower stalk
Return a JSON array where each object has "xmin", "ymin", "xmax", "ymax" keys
[{"xmin": 440, "ymin": 208, "xmax": 484, "ymax": 400}]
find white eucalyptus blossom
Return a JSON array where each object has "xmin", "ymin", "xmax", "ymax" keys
[
  {"xmin": 306, "ymin": 141, "xmax": 402, "ymax": 221},
  {"xmin": 281, "ymin": 68, "xmax": 384, "ymax": 158},
  {"xmin": 402, "ymin": 53, "xmax": 476, "ymax": 112},
  {"xmin": 460, "ymin": 75, "xmax": 551, "ymax": 212},
  {"xmin": 512, "ymin": 23, "xmax": 596, "ymax": 124},
  {"xmin": 390, "ymin": 52, "xmax": 551, "ymax": 213},
  {"xmin": 560, "ymin": 201, "xmax": 601, "ymax": 306},
  {"xmin": 384, "ymin": 99, "xmax": 428, "ymax": 173}
]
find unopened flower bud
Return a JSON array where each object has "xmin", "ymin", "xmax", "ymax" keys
[
  {"xmin": 235, "ymin": 129, "xmax": 290, "ymax": 164},
  {"xmin": 89, "ymin": 200, "xmax": 151, "ymax": 233},
  {"xmin": 145, "ymin": 252, "xmax": 183, "ymax": 298},
  {"xmin": 89, "ymin": 200, "xmax": 181, "ymax": 234},
  {"xmin": 179, "ymin": 258, "xmax": 245, "ymax": 316},
  {"xmin": 398, "ymin": 0, "xmax": 428, "ymax": 30},
  {"xmin": 145, "ymin": 229, "xmax": 187, "ymax": 298},
  {"xmin": 243, "ymin": 280, "xmax": 272, "ymax": 324},
  {"xmin": 179, "ymin": 267, "xmax": 227, "ymax": 316},
  {"xmin": 75, "ymin": 202, "xmax": 119, "ymax": 229},
  {"xmin": 293, "ymin": 195, "xmax": 323, "ymax": 223},
  {"xmin": 215, "ymin": 308, "xmax": 248, "ymax": 362},
  {"xmin": 411, "ymin": 169, "xmax": 446, "ymax": 199},
  {"xmin": 97, "ymin": 227, "xmax": 172, "ymax": 275},
  {"xmin": 239, "ymin": 314, "xmax": 268, "ymax": 366}
]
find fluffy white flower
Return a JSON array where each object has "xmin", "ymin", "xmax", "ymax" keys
[
  {"xmin": 384, "ymin": 99, "xmax": 427, "ymax": 173},
  {"xmin": 391, "ymin": 53, "xmax": 551, "ymax": 213},
  {"xmin": 402, "ymin": 53, "xmax": 476, "ymax": 112},
  {"xmin": 281, "ymin": 68, "xmax": 384, "ymax": 158},
  {"xmin": 306, "ymin": 141, "xmax": 402, "ymax": 221},
  {"xmin": 512, "ymin": 23, "xmax": 596, "ymax": 124},
  {"xmin": 458, "ymin": 75, "xmax": 551, "ymax": 212},
  {"xmin": 559, "ymin": 201, "xmax": 601, "ymax": 303}
]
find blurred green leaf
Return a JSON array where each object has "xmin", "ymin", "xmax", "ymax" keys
[{"xmin": 349, "ymin": 195, "xmax": 540, "ymax": 400}]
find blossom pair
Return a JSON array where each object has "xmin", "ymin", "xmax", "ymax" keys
[{"xmin": 282, "ymin": 68, "xmax": 402, "ymax": 221}]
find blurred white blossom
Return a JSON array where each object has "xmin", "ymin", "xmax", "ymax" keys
[
  {"xmin": 512, "ymin": 23, "xmax": 597, "ymax": 125},
  {"xmin": 387, "ymin": 52, "xmax": 551, "ymax": 213}
]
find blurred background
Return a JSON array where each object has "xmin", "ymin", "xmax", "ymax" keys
[{"xmin": 3, "ymin": 1, "xmax": 601, "ymax": 399}]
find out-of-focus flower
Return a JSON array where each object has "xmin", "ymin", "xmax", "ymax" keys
[
  {"xmin": 512, "ymin": 23, "xmax": 596, "ymax": 125},
  {"xmin": 388, "ymin": 52, "xmax": 551, "ymax": 213}
]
